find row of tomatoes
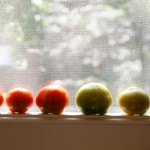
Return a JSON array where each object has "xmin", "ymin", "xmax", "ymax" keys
[
  {"xmin": 0, "ymin": 83, "xmax": 149, "ymax": 115},
  {"xmin": 0, "ymin": 85, "xmax": 70, "ymax": 114}
]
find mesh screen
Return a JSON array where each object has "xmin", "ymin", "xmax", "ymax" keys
[{"xmin": 0, "ymin": 0, "xmax": 150, "ymax": 110}]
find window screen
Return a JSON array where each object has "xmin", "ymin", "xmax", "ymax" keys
[{"xmin": 0, "ymin": 0, "xmax": 150, "ymax": 111}]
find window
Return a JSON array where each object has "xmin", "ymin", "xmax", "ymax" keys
[{"xmin": 0, "ymin": 0, "xmax": 150, "ymax": 113}]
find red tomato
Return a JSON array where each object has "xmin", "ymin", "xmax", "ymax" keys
[
  {"xmin": 6, "ymin": 88, "xmax": 34, "ymax": 113},
  {"xmin": 36, "ymin": 85, "xmax": 70, "ymax": 114},
  {"xmin": 0, "ymin": 91, "xmax": 4, "ymax": 106}
]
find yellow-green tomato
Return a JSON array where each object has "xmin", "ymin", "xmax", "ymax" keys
[
  {"xmin": 118, "ymin": 86, "xmax": 150, "ymax": 115},
  {"xmin": 75, "ymin": 83, "xmax": 112, "ymax": 115}
]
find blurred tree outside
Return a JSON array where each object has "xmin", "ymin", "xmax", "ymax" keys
[{"xmin": 0, "ymin": 0, "xmax": 150, "ymax": 106}]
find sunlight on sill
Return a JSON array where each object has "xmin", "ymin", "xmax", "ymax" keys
[{"xmin": 0, "ymin": 106, "xmax": 149, "ymax": 126}]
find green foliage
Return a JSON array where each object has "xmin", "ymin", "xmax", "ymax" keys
[{"xmin": 0, "ymin": 0, "xmax": 48, "ymax": 47}]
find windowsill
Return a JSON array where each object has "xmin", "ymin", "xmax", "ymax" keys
[
  {"xmin": 0, "ymin": 109, "xmax": 150, "ymax": 150},
  {"xmin": 0, "ymin": 105, "xmax": 149, "ymax": 124},
  {"xmin": 0, "ymin": 111, "xmax": 150, "ymax": 126}
]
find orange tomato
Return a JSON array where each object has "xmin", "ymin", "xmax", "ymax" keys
[
  {"xmin": 36, "ymin": 85, "xmax": 70, "ymax": 114},
  {"xmin": 6, "ymin": 88, "xmax": 34, "ymax": 113},
  {"xmin": 0, "ymin": 91, "xmax": 4, "ymax": 106}
]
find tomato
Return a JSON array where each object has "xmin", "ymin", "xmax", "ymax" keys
[
  {"xmin": 36, "ymin": 85, "xmax": 70, "ymax": 114},
  {"xmin": 118, "ymin": 86, "xmax": 150, "ymax": 115},
  {"xmin": 75, "ymin": 83, "xmax": 112, "ymax": 115},
  {"xmin": 6, "ymin": 88, "xmax": 34, "ymax": 113},
  {"xmin": 0, "ymin": 91, "xmax": 4, "ymax": 106}
]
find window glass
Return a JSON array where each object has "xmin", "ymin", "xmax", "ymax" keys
[{"xmin": 0, "ymin": 0, "xmax": 150, "ymax": 111}]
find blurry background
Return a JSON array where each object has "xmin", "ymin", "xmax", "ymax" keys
[{"xmin": 0, "ymin": 0, "xmax": 150, "ymax": 109}]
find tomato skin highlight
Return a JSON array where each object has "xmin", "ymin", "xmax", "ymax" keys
[
  {"xmin": 36, "ymin": 85, "xmax": 70, "ymax": 114},
  {"xmin": 0, "ymin": 91, "xmax": 4, "ymax": 106},
  {"xmin": 6, "ymin": 88, "xmax": 34, "ymax": 113}
]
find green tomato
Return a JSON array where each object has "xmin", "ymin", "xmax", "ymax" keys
[
  {"xmin": 75, "ymin": 83, "xmax": 112, "ymax": 115},
  {"xmin": 118, "ymin": 86, "xmax": 150, "ymax": 115}
]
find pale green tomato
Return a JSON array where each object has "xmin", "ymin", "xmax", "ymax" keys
[
  {"xmin": 75, "ymin": 83, "xmax": 112, "ymax": 115},
  {"xmin": 118, "ymin": 86, "xmax": 150, "ymax": 115}
]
